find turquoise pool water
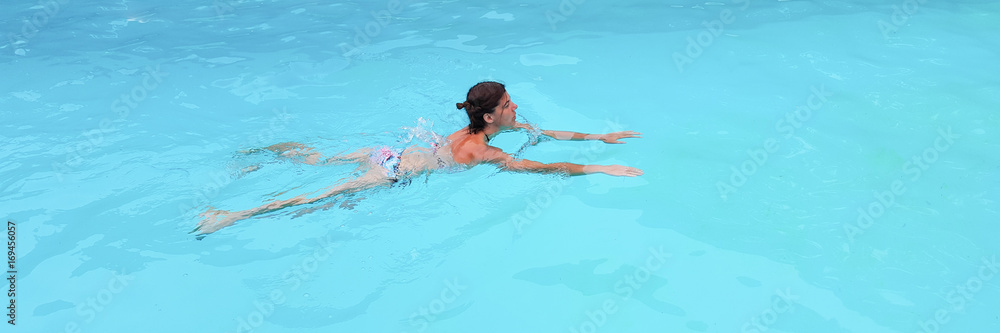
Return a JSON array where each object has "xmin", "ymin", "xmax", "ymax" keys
[{"xmin": 2, "ymin": 0, "xmax": 998, "ymax": 332}]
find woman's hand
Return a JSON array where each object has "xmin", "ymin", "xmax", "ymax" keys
[
  {"xmin": 511, "ymin": 121, "xmax": 535, "ymax": 131},
  {"xmin": 599, "ymin": 165, "xmax": 644, "ymax": 177},
  {"xmin": 598, "ymin": 131, "xmax": 642, "ymax": 144}
]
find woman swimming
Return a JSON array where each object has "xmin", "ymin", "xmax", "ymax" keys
[{"xmin": 193, "ymin": 81, "xmax": 643, "ymax": 235}]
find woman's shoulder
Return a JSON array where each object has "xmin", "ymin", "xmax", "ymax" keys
[
  {"xmin": 445, "ymin": 126, "xmax": 468, "ymax": 141},
  {"xmin": 448, "ymin": 134, "xmax": 495, "ymax": 164},
  {"xmin": 447, "ymin": 136, "xmax": 475, "ymax": 165}
]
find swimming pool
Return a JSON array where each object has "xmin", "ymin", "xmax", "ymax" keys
[{"xmin": 2, "ymin": 0, "xmax": 998, "ymax": 332}]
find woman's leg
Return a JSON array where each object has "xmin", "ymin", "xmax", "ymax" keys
[
  {"xmin": 322, "ymin": 147, "xmax": 373, "ymax": 165},
  {"xmin": 241, "ymin": 142, "xmax": 372, "ymax": 166},
  {"xmin": 268, "ymin": 142, "xmax": 327, "ymax": 165},
  {"xmin": 193, "ymin": 169, "xmax": 394, "ymax": 235},
  {"xmin": 240, "ymin": 142, "xmax": 309, "ymax": 156}
]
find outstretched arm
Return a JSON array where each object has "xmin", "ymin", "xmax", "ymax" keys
[
  {"xmin": 512, "ymin": 122, "xmax": 642, "ymax": 144},
  {"xmin": 478, "ymin": 146, "xmax": 643, "ymax": 177}
]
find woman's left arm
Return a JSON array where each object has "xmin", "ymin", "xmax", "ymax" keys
[{"xmin": 512, "ymin": 122, "xmax": 642, "ymax": 144}]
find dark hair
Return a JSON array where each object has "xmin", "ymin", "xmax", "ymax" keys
[{"xmin": 455, "ymin": 81, "xmax": 506, "ymax": 134}]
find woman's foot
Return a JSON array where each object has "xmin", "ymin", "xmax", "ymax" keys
[{"xmin": 192, "ymin": 207, "xmax": 243, "ymax": 235}]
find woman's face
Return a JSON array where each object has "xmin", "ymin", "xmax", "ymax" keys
[{"xmin": 493, "ymin": 92, "xmax": 518, "ymax": 127}]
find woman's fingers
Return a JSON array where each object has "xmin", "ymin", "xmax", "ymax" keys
[
  {"xmin": 605, "ymin": 131, "xmax": 642, "ymax": 144},
  {"xmin": 610, "ymin": 131, "xmax": 642, "ymax": 140},
  {"xmin": 607, "ymin": 165, "xmax": 644, "ymax": 177},
  {"xmin": 621, "ymin": 131, "xmax": 642, "ymax": 138}
]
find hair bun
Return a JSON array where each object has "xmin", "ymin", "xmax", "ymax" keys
[{"xmin": 456, "ymin": 102, "xmax": 465, "ymax": 110}]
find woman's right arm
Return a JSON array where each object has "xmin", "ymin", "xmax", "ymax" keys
[{"xmin": 477, "ymin": 146, "xmax": 643, "ymax": 177}]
